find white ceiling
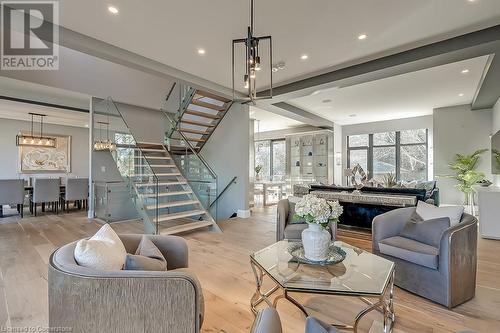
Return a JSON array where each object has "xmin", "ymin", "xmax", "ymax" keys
[
  {"xmin": 287, "ymin": 55, "xmax": 490, "ymax": 125},
  {"xmin": 250, "ymin": 106, "xmax": 304, "ymax": 132},
  {"xmin": 0, "ymin": 99, "xmax": 89, "ymax": 128},
  {"xmin": 57, "ymin": 0, "xmax": 500, "ymax": 91}
]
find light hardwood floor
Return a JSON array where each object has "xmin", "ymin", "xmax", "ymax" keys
[{"xmin": 0, "ymin": 206, "xmax": 499, "ymax": 332}]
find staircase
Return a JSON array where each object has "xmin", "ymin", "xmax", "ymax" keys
[
  {"xmin": 101, "ymin": 97, "xmax": 221, "ymax": 235},
  {"xmin": 167, "ymin": 85, "xmax": 233, "ymax": 154},
  {"xmin": 131, "ymin": 142, "xmax": 218, "ymax": 235}
]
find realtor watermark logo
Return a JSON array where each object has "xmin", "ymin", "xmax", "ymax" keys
[{"xmin": 1, "ymin": 0, "xmax": 59, "ymax": 70}]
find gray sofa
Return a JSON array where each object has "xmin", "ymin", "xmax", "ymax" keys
[
  {"xmin": 277, "ymin": 198, "xmax": 337, "ymax": 241},
  {"xmin": 372, "ymin": 207, "xmax": 477, "ymax": 308},
  {"xmin": 251, "ymin": 308, "xmax": 339, "ymax": 333},
  {"xmin": 49, "ymin": 234, "xmax": 204, "ymax": 333}
]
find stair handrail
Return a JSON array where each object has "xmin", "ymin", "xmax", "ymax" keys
[
  {"xmin": 165, "ymin": 83, "xmax": 197, "ymax": 138},
  {"xmin": 209, "ymin": 176, "xmax": 237, "ymax": 208},
  {"xmin": 105, "ymin": 96, "xmax": 160, "ymax": 233},
  {"xmin": 160, "ymin": 109, "xmax": 218, "ymax": 181}
]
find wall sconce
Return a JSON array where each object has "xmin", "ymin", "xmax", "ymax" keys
[{"xmin": 335, "ymin": 152, "xmax": 342, "ymax": 166}]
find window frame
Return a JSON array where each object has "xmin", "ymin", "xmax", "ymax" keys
[
  {"xmin": 254, "ymin": 138, "xmax": 286, "ymax": 180},
  {"xmin": 347, "ymin": 129, "xmax": 428, "ymax": 182}
]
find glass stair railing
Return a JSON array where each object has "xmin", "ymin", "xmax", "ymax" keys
[
  {"xmin": 163, "ymin": 110, "xmax": 219, "ymax": 220},
  {"xmin": 93, "ymin": 97, "xmax": 219, "ymax": 235}
]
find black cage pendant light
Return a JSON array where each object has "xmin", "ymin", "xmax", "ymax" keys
[
  {"xmin": 16, "ymin": 113, "xmax": 56, "ymax": 147},
  {"xmin": 232, "ymin": 0, "xmax": 273, "ymax": 102}
]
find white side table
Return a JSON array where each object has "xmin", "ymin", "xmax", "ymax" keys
[{"xmin": 476, "ymin": 186, "xmax": 500, "ymax": 240}]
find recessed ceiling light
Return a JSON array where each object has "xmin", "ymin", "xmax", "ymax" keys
[
  {"xmin": 84, "ymin": 124, "xmax": 89, "ymax": 128},
  {"xmin": 349, "ymin": 114, "xmax": 357, "ymax": 117},
  {"xmin": 467, "ymin": 0, "xmax": 476, "ymax": 2},
  {"xmin": 322, "ymin": 99, "xmax": 332, "ymax": 103},
  {"xmin": 300, "ymin": 54, "xmax": 308, "ymax": 60},
  {"xmin": 197, "ymin": 48, "xmax": 206, "ymax": 55},
  {"xmin": 108, "ymin": 6, "xmax": 119, "ymax": 14},
  {"xmin": 461, "ymin": 69, "xmax": 470, "ymax": 74},
  {"xmin": 459, "ymin": 93, "xmax": 465, "ymax": 97},
  {"xmin": 358, "ymin": 34, "xmax": 367, "ymax": 40}
]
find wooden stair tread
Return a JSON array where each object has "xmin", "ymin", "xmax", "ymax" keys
[
  {"xmin": 158, "ymin": 220, "xmax": 213, "ymax": 235},
  {"xmin": 130, "ymin": 172, "xmax": 181, "ymax": 177},
  {"xmin": 146, "ymin": 200, "xmax": 199, "ymax": 209},
  {"xmin": 185, "ymin": 109, "xmax": 220, "ymax": 119},
  {"xmin": 141, "ymin": 190, "xmax": 192, "ymax": 198},
  {"xmin": 180, "ymin": 119, "xmax": 215, "ymax": 128},
  {"xmin": 190, "ymin": 99, "xmax": 226, "ymax": 111},
  {"xmin": 136, "ymin": 181, "xmax": 187, "ymax": 187},
  {"xmin": 154, "ymin": 209, "xmax": 206, "ymax": 222},
  {"xmin": 196, "ymin": 90, "xmax": 231, "ymax": 103},
  {"xmin": 135, "ymin": 148, "xmax": 165, "ymax": 152},
  {"xmin": 137, "ymin": 156, "xmax": 171, "ymax": 160},
  {"xmin": 179, "ymin": 128, "xmax": 211, "ymax": 135},
  {"xmin": 181, "ymin": 136, "xmax": 205, "ymax": 143},
  {"xmin": 134, "ymin": 164, "xmax": 176, "ymax": 168}
]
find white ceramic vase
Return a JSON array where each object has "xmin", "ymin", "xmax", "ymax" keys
[{"xmin": 301, "ymin": 223, "xmax": 331, "ymax": 261}]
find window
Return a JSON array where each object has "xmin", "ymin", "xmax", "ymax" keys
[
  {"xmin": 254, "ymin": 139, "xmax": 286, "ymax": 181},
  {"xmin": 347, "ymin": 129, "xmax": 428, "ymax": 183},
  {"xmin": 255, "ymin": 141, "xmax": 270, "ymax": 180},
  {"xmin": 271, "ymin": 140, "xmax": 286, "ymax": 181},
  {"xmin": 114, "ymin": 133, "xmax": 135, "ymax": 177},
  {"xmin": 400, "ymin": 129, "xmax": 427, "ymax": 181}
]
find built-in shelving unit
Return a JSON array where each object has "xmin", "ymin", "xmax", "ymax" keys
[{"xmin": 285, "ymin": 129, "xmax": 334, "ymax": 193}]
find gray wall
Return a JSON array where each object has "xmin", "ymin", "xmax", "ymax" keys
[
  {"xmin": 490, "ymin": 97, "xmax": 500, "ymax": 185},
  {"xmin": 433, "ymin": 105, "xmax": 492, "ymax": 205},
  {"xmin": 1, "ymin": 44, "xmax": 175, "ymax": 111},
  {"xmin": 0, "ymin": 117, "xmax": 89, "ymax": 179},
  {"xmin": 201, "ymin": 103, "xmax": 250, "ymax": 219},
  {"xmin": 255, "ymin": 125, "xmax": 323, "ymax": 141},
  {"xmin": 341, "ymin": 115, "xmax": 434, "ymax": 185}
]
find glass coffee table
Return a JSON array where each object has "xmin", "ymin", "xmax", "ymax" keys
[{"xmin": 250, "ymin": 240, "xmax": 395, "ymax": 332}]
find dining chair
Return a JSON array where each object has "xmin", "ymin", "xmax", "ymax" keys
[
  {"xmin": 0, "ymin": 179, "xmax": 25, "ymax": 218},
  {"xmin": 62, "ymin": 178, "xmax": 89, "ymax": 212},
  {"xmin": 31, "ymin": 178, "xmax": 60, "ymax": 216}
]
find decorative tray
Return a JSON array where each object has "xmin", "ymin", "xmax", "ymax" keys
[{"xmin": 288, "ymin": 243, "xmax": 347, "ymax": 266}]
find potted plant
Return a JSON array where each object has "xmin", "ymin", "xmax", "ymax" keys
[
  {"xmin": 382, "ymin": 172, "xmax": 397, "ymax": 188},
  {"xmin": 442, "ymin": 149, "xmax": 487, "ymax": 205},
  {"xmin": 255, "ymin": 165, "xmax": 263, "ymax": 181},
  {"xmin": 294, "ymin": 194, "xmax": 343, "ymax": 261}
]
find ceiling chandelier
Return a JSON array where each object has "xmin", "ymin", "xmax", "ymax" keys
[
  {"xmin": 232, "ymin": 0, "xmax": 273, "ymax": 102},
  {"xmin": 16, "ymin": 113, "xmax": 56, "ymax": 147},
  {"xmin": 93, "ymin": 121, "xmax": 116, "ymax": 151}
]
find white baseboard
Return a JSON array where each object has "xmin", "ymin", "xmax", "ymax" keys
[{"xmin": 237, "ymin": 209, "xmax": 251, "ymax": 218}]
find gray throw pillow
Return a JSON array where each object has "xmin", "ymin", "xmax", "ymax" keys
[
  {"xmin": 399, "ymin": 212, "xmax": 450, "ymax": 248},
  {"xmin": 288, "ymin": 202, "xmax": 306, "ymax": 224},
  {"xmin": 124, "ymin": 236, "xmax": 167, "ymax": 271}
]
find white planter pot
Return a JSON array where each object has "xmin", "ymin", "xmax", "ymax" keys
[{"xmin": 301, "ymin": 223, "xmax": 331, "ymax": 261}]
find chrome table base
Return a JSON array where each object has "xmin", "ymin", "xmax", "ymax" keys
[{"xmin": 250, "ymin": 260, "xmax": 395, "ymax": 333}]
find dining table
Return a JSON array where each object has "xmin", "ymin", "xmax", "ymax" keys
[{"xmin": 254, "ymin": 181, "xmax": 285, "ymax": 206}]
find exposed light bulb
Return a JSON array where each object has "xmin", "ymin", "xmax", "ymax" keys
[{"xmin": 108, "ymin": 6, "xmax": 119, "ymax": 14}]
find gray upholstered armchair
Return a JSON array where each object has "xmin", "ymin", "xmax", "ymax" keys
[
  {"xmin": 251, "ymin": 308, "xmax": 339, "ymax": 333},
  {"xmin": 372, "ymin": 207, "xmax": 477, "ymax": 308},
  {"xmin": 277, "ymin": 198, "xmax": 337, "ymax": 241},
  {"xmin": 49, "ymin": 234, "xmax": 204, "ymax": 333},
  {"xmin": 0, "ymin": 179, "xmax": 25, "ymax": 217}
]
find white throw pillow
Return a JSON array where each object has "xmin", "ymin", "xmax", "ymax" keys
[
  {"xmin": 416, "ymin": 201, "xmax": 464, "ymax": 227},
  {"xmin": 74, "ymin": 224, "xmax": 127, "ymax": 270}
]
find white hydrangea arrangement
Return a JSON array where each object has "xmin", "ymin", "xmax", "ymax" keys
[{"xmin": 294, "ymin": 194, "xmax": 343, "ymax": 229}]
